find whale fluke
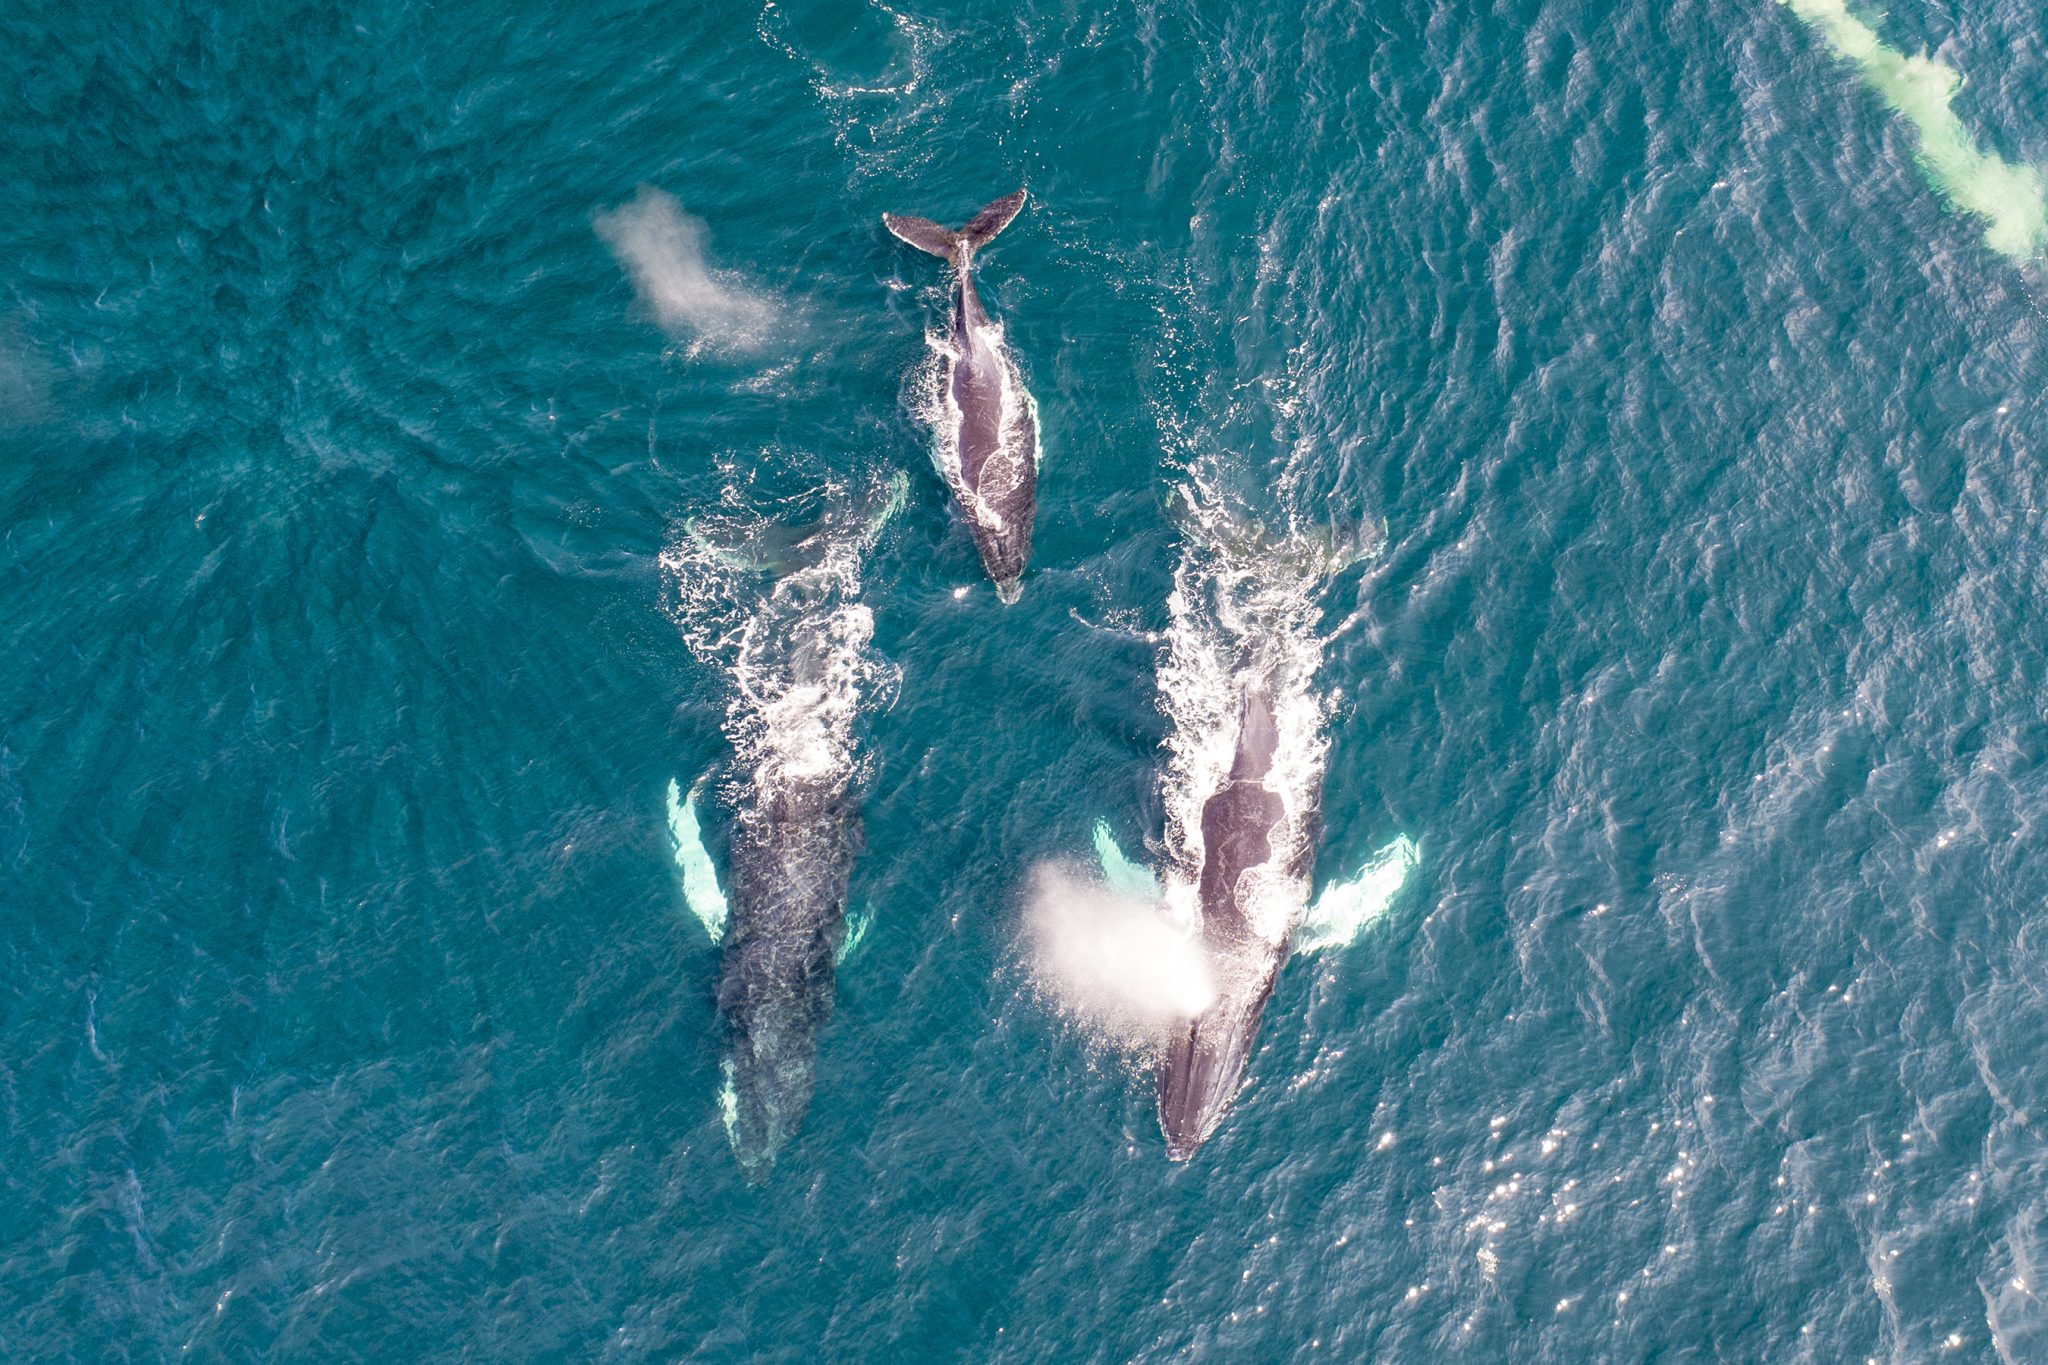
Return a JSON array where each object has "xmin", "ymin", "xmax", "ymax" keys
[
  {"xmin": 961, "ymin": 189, "xmax": 1028, "ymax": 248},
  {"xmin": 883, "ymin": 189, "xmax": 1027, "ymax": 260}
]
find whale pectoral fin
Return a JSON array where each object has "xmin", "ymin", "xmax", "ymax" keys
[
  {"xmin": 683, "ymin": 517, "xmax": 763, "ymax": 573},
  {"xmin": 1321, "ymin": 516, "xmax": 1390, "ymax": 573},
  {"xmin": 835, "ymin": 904, "xmax": 874, "ymax": 967},
  {"xmin": 1093, "ymin": 819, "xmax": 1162, "ymax": 901},
  {"xmin": 860, "ymin": 470, "xmax": 911, "ymax": 547},
  {"xmin": 1295, "ymin": 835, "xmax": 1420, "ymax": 954},
  {"xmin": 716, "ymin": 1058, "xmax": 741, "ymax": 1150},
  {"xmin": 667, "ymin": 777, "xmax": 730, "ymax": 943},
  {"xmin": 687, "ymin": 517, "xmax": 831, "ymax": 577}
]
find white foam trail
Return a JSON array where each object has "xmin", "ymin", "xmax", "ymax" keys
[
  {"xmin": 1019, "ymin": 864, "xmax": 1215, "ymax": 1054},
  {"xmin": 659, "ymin": 475, "xmax": 900, "ymax": 904},
  {"xmin": 1296, "ymin": 835, "xmax": 1420, "ymax": 954},
  {"xmin": 666, "ymin": 778, "xmax": 729, "ymax": 942},
  {"xmin": 595, "ymin": 187, "xmax": 776, "ymax": 350},
  {"xmin": 1783, "ymin": 0, "xmax": 2048, "ymax": 261}
]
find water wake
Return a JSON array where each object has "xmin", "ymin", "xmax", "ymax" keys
[
  {"xmin": 1783, "ymin": 0, "xmax": 2048, "ymax": 261},
  {"xmin": 595, "ymin": 187, "xmax": 777, "ymax": 351},
  {"xmin": 660, "ymin": 476, "xmax": 901, "ymax": 861}
]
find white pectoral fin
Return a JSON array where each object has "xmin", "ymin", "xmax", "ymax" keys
[
  {"xmin": 836, "ymin": 904, "xmax": 874, "ymax": 967},
  {"xmin": 1093, "ymin": 819, "xmax": 1161, "ymax": 901},
  {"xmin": 1296, "ymin": 835, "xmax": 1420, "ymax": 954},
  {"xmin": 667, "ymin": 777, "xmax": 730, "ymax": 943}
]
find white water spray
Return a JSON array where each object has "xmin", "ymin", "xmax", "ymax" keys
[
  {"xmin": 1019, "ymin": 863, "xmax": 1216, "ymax": 1054},
  {"xmin": 595, "ymin": 187, "xmax": 776, "ymax": 350}
]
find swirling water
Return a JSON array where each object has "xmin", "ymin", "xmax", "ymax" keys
[{"xmin": 7, "ymin": 0, "xmax": 2048, "ymax": 1358}]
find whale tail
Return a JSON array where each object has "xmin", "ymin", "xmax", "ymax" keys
[{"xmin": 883, "ymin": 189, "xmax": 1027, "ymax": 261}]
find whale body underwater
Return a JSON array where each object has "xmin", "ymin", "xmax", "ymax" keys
[
  {"xmin": 884, "ymin": 189, "xmax": 1039, "ymax": 602},
  {"xmin": 665, "ymin": 486, "xmax": 900, "ymax": 1171},
  {"xmin": 707, "ymin": 738, "xmax": 859, "ymax": 1169}
]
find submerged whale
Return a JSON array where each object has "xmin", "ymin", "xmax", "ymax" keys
[
  {"xmin": 714, "ymin": 694, "xmax": 860, "ymax": 1167},
  {"xmin": 883, "ymin": 189, "xmax": 1039, "ymax": 602},
  {"xmin": 1156, "ymin": 679, "xmax": 1312, "ymax": 1160},
  {"xmin": 664, "ymin": 480, "xmax": 900, "ymax": 1170}
]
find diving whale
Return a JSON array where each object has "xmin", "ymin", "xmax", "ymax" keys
[
  {"xmin": 1156, "ymin": 679, "xmax": 1313, "ymax": 1160},
  {"xmin": 883, "ymin": 189, "xmax": 1038, "ymax": 602}
]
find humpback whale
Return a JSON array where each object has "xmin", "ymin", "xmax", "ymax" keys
[
  {"xmin": 883, "ymin": 189, "xmax": 1039, "ymax": 602},
  {"xmin": 714, "ymin": 698, "xmax": 860, "ymax": 1168},
  {"xmin": 1156, "ymin": 679, "xmax": 1313, "ymax": 1160},
  {"xmin": 663, "ymin": 477, "xmax": 901, "ymax": 1170},
  {"xmin": 1059, "ymin": 507, "xmax": 1417, "ymax": 1157}
]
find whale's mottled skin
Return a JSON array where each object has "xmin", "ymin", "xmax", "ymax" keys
[
  {"xmin": 1157, "ymin": 681, "xmax": 1315, "ymax": 1159},
  {"xmin": 718, "ymin": 754, "xmax": 856, "ymax": 1169},
  {"xmin": 883, "ymin": 189, "xmax": 1037, "ymax": 602},
  {"xmin": 673, "ymin": 487, "xmax": 902, "ymax": 1173}
]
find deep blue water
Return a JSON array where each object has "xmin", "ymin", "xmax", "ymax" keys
[{"xmin": 9, "ymin": 0, "xmax": 2048, "ymax": 1358}]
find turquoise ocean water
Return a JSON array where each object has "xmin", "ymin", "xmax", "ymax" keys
[{"xmin": 9, "ymin": 0, "xmax": 2048, "ymax": 1357}]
